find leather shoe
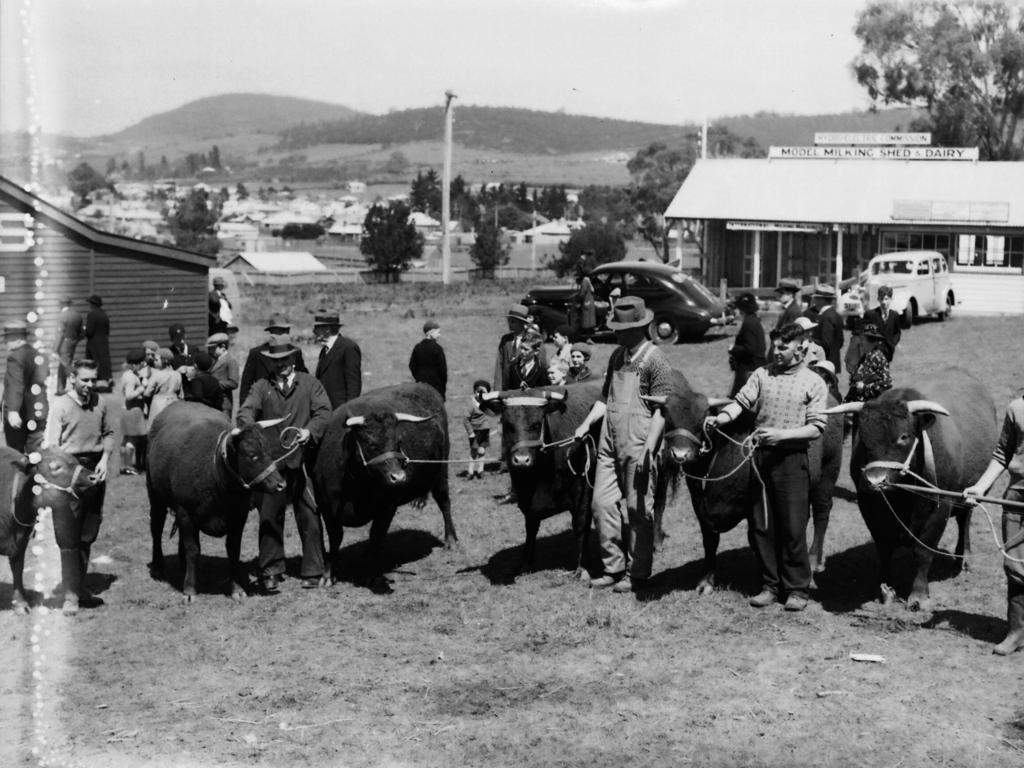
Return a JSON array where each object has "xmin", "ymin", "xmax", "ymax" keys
[
  {"xmin": 590, "ymin": 574, "xmax": 620, "ymax": 589},
  {"xmin": 784, "ymin": 595, "xmax": 809, "ymax": 612},
  {"xmin": 301, "ymin": 577, "xmax": 321, "ymax": 589},
  {"xmin": 258, "ymin": 576, "xmax": 281, "ymax": 595},
  {"xmin": 749, "ymin": 589, "xmax": 777, "ymax": 608}
]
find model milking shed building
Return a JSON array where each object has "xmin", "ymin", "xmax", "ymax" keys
[
  {"xmin": 0, "ymin": 175, "xmax": 211, "ymax": 378},
  {"xmin": 664, "ymin": 132, "xmax": 1024, "ymax": 313}
]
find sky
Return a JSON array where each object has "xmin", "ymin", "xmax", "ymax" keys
[{"xmin": 1, "ymin": 0, "xmax": 871, "ymax": 137}]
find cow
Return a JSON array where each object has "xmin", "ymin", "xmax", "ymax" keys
[
  {"xmin": 825, "ymin": 367, "xmax": 996, "ymax": 610},
  {"xmin": 0, "ymin": 447, "xmax": 98, "ymax": 613},
  {"xmin": 477, "ymin": 383, "xmax": 602, "ymax": 578},
  {"xmin": 147, "ymin": 400, "xmax": 287, "ymax": 602},
  {"xmin": 651, "ymin": 370, "xmax": 844, "ymax": 595},
  {"xmin": 312, "ymin": 383, "xmax": 456, "ymax": 591}
]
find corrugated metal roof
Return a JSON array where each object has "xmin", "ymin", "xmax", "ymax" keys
[
  {"xmin": 226, "ymin": 251, "xmax": 326, "ymax": 272},
  {"xmin": 664, "ymin": 158, "xmax": 1024, "ymax": 226}
]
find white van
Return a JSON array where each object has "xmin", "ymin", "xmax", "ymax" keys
[{"xmin": 860, "ymin": 250, "xmax": 955, "ymax": 323}]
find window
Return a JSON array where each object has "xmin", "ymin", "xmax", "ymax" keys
[
  {"xmin": 956, "ymin": 234, "xmax": 1024, "ymax": 270},
  {"xmin": 880, "ymin": 231, "xmax": 952, "ymax": 259}
]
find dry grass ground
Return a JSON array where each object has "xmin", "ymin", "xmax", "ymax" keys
[{"xmin": 2, "ymin": 282, "xmax": 1024, "ymax": 768}]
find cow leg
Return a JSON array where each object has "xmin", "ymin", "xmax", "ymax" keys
[
  {"xmin": 695, "ymin": 512, "xmax": 720, "ymax": 596},
  {"xmin": 10, "ymin": 551, "xmax": 29, "ymax": 614},
  {"xmin": 652, "ymin": 461, "xmax": 669, "ymax": 552},
  {"xmin": 570, "ymin": 483, "xmax": 595, "ymax": 580},
  {"xmin": 176, "ymin": 510, "xmax": 201, "ymax": 604},
  {"xmin": 907, "ymin": 502, "xmax": 946, "ymax": 612},
  {"xmin": 808, "ymin": 482, "xmax": 833, "ymax": 574},
  {"xmin": 953, "ymin": 503, "xmax": 972, "ymax": 574},
  {"xmin": 431, "ymin": 474, "xmax": 458, "ymax": 549},
  {"xmin": 519, "ymin": 512, "xmax": 542, "ymax": 574},
  {"xmin": 225, "ymin": 505, "xmax": 249, "ymax": 600},
  {"xmin": 149, "ymin": 494, "xmax": 168, "ymax": 581},
  {"xmin": 366, "ymin": 507, "xmax": 396, "ymax": 593},
  {"xmin": 321, "ymin": 501, "xmax": 345, "ymax": 585}
]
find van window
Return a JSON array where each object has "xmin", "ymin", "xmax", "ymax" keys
[
  {"xmin": 917, "ymin": 260, "xmax": 930, "ymax": 275},
  {"xmin": 873, "ymin": 260, "xmax": 913, "ymax": 275}
]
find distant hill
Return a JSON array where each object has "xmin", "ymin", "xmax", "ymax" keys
[
  {"xmin": 275, "ymin": 104, "xmax": 924, "ymax": 156},
  {"xmin": 107, "ymin": 93, "xmax": 363, "ymax": 143}
]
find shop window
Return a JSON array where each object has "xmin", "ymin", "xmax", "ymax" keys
[
  {"xmin": 956, "ymin": 234, "xmax": 1024, "ymax": 271},
  {"xmin": 0, "ymin": 213, "xmax": 33, "ymax": 252}
]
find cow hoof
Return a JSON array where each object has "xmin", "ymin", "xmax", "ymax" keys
[
  {"xmin": 907, "ymin": 595, "xmax": 930, "ymax": 613},
  {"xmin": 812, "ymin": 559, "xmax": 826, "ymax": 574},
  {"xmin": 230, "ymin": 590, "xmax": 246, "ymax": 602},
  {"xmin": 959, "ymin": 559, "xmax": 971, "ymax": 574},
  {"xmin": 182, "ymin": 593, "xmax": 195, "ymax": 605},
  {"xmin": 879, "ymin": 583, "xmax": 896, "ymax": 606},
  {"xmin": 695, "ymin": 578, "xmax": 715, "ymax": 597},
  {"xmin": 443, "ymin": 537, "xmax": 459, "ymax": 551},
  {"xmin": 61, "ymin": 599, "xmax": 79, "ymax": 616}
]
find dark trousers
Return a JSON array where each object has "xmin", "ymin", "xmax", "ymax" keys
[
  {"xmin": 53, "ymin": 453, "xmax": 106, "ymax": 587},
  {"xmin": 749, "ymin": 447, "xmax": 811, "ymax": 598},
  {"xmin": 257, "ymin": 465, "xmax": 324, "ymax": 579},
  {"xmin": 3, "ymin": 410, "xmax": 45, "ymax": 454}
]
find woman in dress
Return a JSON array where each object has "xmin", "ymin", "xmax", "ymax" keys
[{"xmin": 144, "ymin": 347, "xmax": 183, "ymax": 423}]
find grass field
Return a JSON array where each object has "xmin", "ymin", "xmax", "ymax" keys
[{"xmin": 2, "ymin": 281, "xmax": 1024, "ymax": 768}]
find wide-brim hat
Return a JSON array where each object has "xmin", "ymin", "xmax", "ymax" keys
[
  {"xmin": 811, "ymin": 283, "xmax": 837, "ymax": 300},
  {"xmin": 607, "ymin": 297, "xmax": 654, "ymax": 330},
  {"xmin": 264, "ymin": 313, "xmax": 291, "ymax": 333},
  {"xmin": 793, "ymin": 316, "xmax": 818, "ymax": 332},
  {"xmin": 313, "ymin": 311, "xmax": 342, "ymax": 327},
  {"xmin": 775, "ymin": 278, "xmax": 801, "ymax": 294},
  {"xmin": 260, "ymin": 343, "xmax": 299, "ymax": 360},
  {"xmin": 811, "ymin": 359, "xmax": 836, "ymax": 377},
  {"xmin": 86, "ymin": 294, "xmax": 103, "ymax": 307},
  {"xmin": 507, "ymin": 304, "xmax": 531, "ymax": 322},
  {"xmin": 862, "ymin": 323, "xmax": 885, "ymax": 341}
]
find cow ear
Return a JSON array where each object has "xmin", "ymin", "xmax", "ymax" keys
[
  {"xmin": 544, "ymin": 389, "xmax": 568, "ymax": 413},
  {"xmin": 914, "ymin": 412, "xmax": 937, "ymax": 434},
  {"xmin": 478, "ymin": 391, "xmax": 503, "ymax": 414}
]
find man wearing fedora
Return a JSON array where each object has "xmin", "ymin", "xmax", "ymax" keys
[
  {"xmin": 493, "ymin": 304, "xmax": 549, "ymax": 503},
  {"xmin": 313, "ymin": 310, "xmax": 362, "ymax": 410},
  {"xmin": 773, "ymin": 278, "xmax": 803, "ymax": 331},
  {"xmin": 3, "ymin": 320, "xmax": 48, "ymax": 452},
  {"xmin": 408, "ymin": 320, "xmax": 447, "ymax": 399},
  {"xmin": 84, "ymin": 294, "xmax": 112, "ymax": 391},
  {"xmin": 239, "ymin": 314, "xmax": 308, "ymax": 403},
  {"xmin": 238, "ymin": 343, "xmax": 332, "ymax": 593},
  {"xmin": 803, "ymin": 284, "xmax": 844, "ymax": 374},
  {"xmin": 55, "ymin": 296, "xmax": 83, "ymax": 394},
  {"xmin": 573, "ymin": 297, "xmax": 673, "ymax": 593}
]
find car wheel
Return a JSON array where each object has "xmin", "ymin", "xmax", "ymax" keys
[
  {"xmin": 938, "ymin": 293, "xmax": 953, "ymax": 321},
  {"xmin": 648, "ymin": 316, "xmax": 679, "ymax": 345},
  {"xmin": 904, "ymin": 300, "xmax": 917, "ymax": 326}
]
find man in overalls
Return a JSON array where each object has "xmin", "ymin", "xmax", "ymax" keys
[{"xmin": 574, "ymin": 297, "xmax": 673, "ymax": 593}]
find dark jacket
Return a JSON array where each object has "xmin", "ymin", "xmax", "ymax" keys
[
  {"xmin": 239, "ymin": 343, "xmax": 309, "ymax": 404},
  {"xmin": 774, "ymin": 300, "xmax": 803, "ymax": 331},
  {"xmin": 237, "ymin": 372, "xmax": 332, "ymax": 470},
  {"xmin": 185, "ymin": 371, "xmax": 223, "ymax": 411},
  {"xmin": 84, "ymin": 306, "xmax": 112, "ymax": 381},
  {"xmin": 408, "ymin": 337, "xmax": 447, "ymax": 399},
  {"xmin": 806, "ymin": 306, "xmax": 844, "ymax": 373},
  {"xmin": 493, "ymin": 332, "xmax": 548, "ymax": 391},
  {"xmin": 731, "ymin": 314, "xmax": 767, "ymax": 368},
  {"xmin": 864, "ymin": 307, "xmax": 907, "ymax": 361},
  {"xmin": 4, "ymin": 342, "xmax": 48, "ymax": 422},
  {"xmin": 56, "ymin": 307, "xmax": 84, "ymax": 355},
  {"xmin": 508, "ymin": 360, "xmax": 549, "ymax": 390},
  {"xmin": 316, "ymin": 335, "xmax": 362, "ymax": 409}
]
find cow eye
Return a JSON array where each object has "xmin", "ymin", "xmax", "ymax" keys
[
  {"xmin": 48, "ymin": 461, "xmax": 63, "ymax": 473},
  {"xmin": 896, "ymin": 433, "xmax": 912, "ymax": 446}
]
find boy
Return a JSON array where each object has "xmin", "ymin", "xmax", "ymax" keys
[{"xmin": 465, "ymin": 379, "xmax": 492, "ymax": 480}]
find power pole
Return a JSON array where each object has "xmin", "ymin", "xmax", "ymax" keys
[{"xmin": 441, "ymin": 90, "xmax": 456, "ymax": 286}]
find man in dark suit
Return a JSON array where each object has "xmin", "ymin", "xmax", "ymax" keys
[
  {"xmin": 864, "ymin": 284, "xmax": 907, "ymax": 362},
  {"xmin": 3, "ymin": 320, "xmax": 48, "ymax": 452},
  {"xmin": 773, "ymin": 278, "xmax": 803, "ymax": 330},
  {"xmin": 55, "ymin": 296, "xmax": 83, "ymax": 394},
  {"xmin": 84, "ymin": 294, "xmax": 112, "ymax": 392},
  {"xmin": 804, "ymin": 284, "xmax": 844, "ymax": 374},
  {"xmin": 314, "ymin": 310, "xmax": 362, "ymax": 409},
  {"xmin": 408, "ymin": 320, "xmax": 447, "ymax": 398},
  {"xmin": 239, "ymin": 314, "xmax": 308, "ymax": 403}
]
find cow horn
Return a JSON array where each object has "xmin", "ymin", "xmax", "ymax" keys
[
  {"xmin": 706, "ymin": 397, "xmax": 733, "ymax": 408},
  {"xmin": 229, "ymin": 427, "xmax": 242, "ymax": 437},
  {"xmin": 345, "ymin": 415, "xmax": 366, "ymax": 427},
  {"xmin": 256, "ymin": 416, "xmax": 287, "ymax": 429},
  {"xmin": 823, "ymin": 402, "xmax": 864, "ymax": 415},
  {"xmin": 503, "ymin": 396, "xmax": 549, "ymax": 407},
  {"xmin": 640, "ymin": 395, "xmax": 667, "ymax": 405},
  {"xmin": 479, "ymin": 391, "xmax": 501, "ymax": 403},
  {"xmin": 395, "ymin": 413, "xmax": 430, "ymax": 422},
  {"xmin": 906, "ymin": 400, "xmax": 951, "ymax": 417},
  {"xmin": 545, "ymin": 390, "xmax": 566, "ymax": 402}
]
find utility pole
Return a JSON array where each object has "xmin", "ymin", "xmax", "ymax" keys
[
  {"xmin": 530, "ymin": 202, "xmax": 537, "ymax": 273},
  {"xmin": 441, "ymin": 90, "xmax": 456, "ymax": 286}
]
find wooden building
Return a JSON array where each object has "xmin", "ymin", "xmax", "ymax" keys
[
  {"xmin": 0, "ymin": 176, "xmax": 212, "ymax": 374},
  {"xmin": 664, "ymin": 157, "xmax": 1024, "ymax": 313}
]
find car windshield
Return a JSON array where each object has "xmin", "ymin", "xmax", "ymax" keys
[{"xmin": 872, "ymin": 260, "xmax": 913, "ymax": 275}]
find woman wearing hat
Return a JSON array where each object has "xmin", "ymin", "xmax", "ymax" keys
[
  {"xmin": 119, "ymin": 348, "xmax": 149, "ymax": 475},
  {"xmin": 573, "ymin": 296, "xmax": 673, "ymax": 593},
  {"xmin": 728, "ymin": 292, "xmax": 766, "ymax": 397},
  {"xmin": 845, "ymin": 323, "xmax": 892, "ymax": 403},
  {"xmin": 567, "ymin": 342, "xmax": 593, "ymax": 383}
]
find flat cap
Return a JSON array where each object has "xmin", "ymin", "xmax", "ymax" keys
[
  {"xmin": 775, "ymin": 278, "xmax": 802, "ymax": 294},
  {"xmin": 3, "ymin": 320, "xmax": 28, "ymax": 337},
  {"xmin": 206, "ymin": 332, "xmax": 229, "ymax": 347}
]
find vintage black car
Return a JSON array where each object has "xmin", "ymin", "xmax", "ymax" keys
[{"xmin": 522, "ymin": 260, "xmax": 728, "ymax": 344}]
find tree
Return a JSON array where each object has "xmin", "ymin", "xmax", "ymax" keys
[
  {"xmin": 469, "ymin": 219, "xmax": 510, "ymax": 276},
  {"xmin": 852, "ymin": 0, "xmax": 1024, "ymax": 159},
  {"xmin": 170, "ymin": 188, "xmax": 220, "ymax": 257},
  {"xmin": 67, "ymin": 162, "xmax": 109, "ymax": 207},
  {"xmin": 409, "ymin": 169, "xmax": 442, "ymax": 216},
  {"xmin": 384, "ymin": 150, "xmax": 410, "ymax": 176},
  {"xmin": 236, "ymin": 182, "xmax": 249, "ymax": 200},
  {"xmin": 360, "ymin": 201, "xmax": 421, "ymax": 280},
  {"xmin": 552, "ymin": 222, "xmax": 627, "ymax": 278},
  {"xmin": 627, "ymin": 141, "xmax": 697, "ymax": 261},
  {"xmin": 210, "ymin": 145, "xmax": 221, "ymax": 169}
]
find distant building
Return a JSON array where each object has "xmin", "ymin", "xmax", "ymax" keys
[{"xmin": 223, "ymin": 251, "xmax": 326, "ymax": 274}]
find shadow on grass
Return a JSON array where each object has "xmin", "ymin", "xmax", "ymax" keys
[
  {"xmin": 323, "ymin": 528, "xmax": 445, "ymax": 590},
  {"xmin": 639, "ymin": 545, "xmax": 760, "ymax": 602},
  {"xmin": 480, "ymin": 527, "xmax": 582, "ymax": 586},
  {"xmin": 150, "ymin": 551, "xmax": 241, "ymax": 597},
  {"xmin": 921, "ymin": 608, "xmax": 1005, "ymax": 644}
]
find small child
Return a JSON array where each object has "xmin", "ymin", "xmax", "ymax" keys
[
  {"xmin": 120, "ymin": 347, "xmax": 149, "ymax": 475},
  {"xmin": 185, "ymin": 351, "xmax": 222, "ymax": 410},
  {"xmin": 464, "ymin": 379, "xmax": 491, "ymax": 480}
]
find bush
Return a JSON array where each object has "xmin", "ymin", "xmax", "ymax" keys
[{"xmin": 281, "ymin": 223, "xmax": 326, "ymax": 240}]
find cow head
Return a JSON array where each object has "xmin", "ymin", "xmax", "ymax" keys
[
  {"xmin": 15, "ymin": 447, "xmax": 99, "ymax": 512},
  {"xmin": 824, "ymin": 398, "xmax": 950, "ymax": 489},
  {"xmin": 643, "ymin": 393, "xmax": 727, "ymax": 465},
  {"xmin": 345, "ymin": 410, "xmax": 430, "ymax": 486},
  {"xmin": 226, "ymin": 423, "xmax": 287, "ymax": 493},
  {"xmin": 480, "ymin": 389, "xmax": 567, "ymax": 470}
]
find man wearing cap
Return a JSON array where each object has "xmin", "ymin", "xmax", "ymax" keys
[
  {"xmin": 573, "ymin": 297, "xmax": 673, "ymax": 593},
  {"xmin": 3, "ymin": 320, "xmax": 48, "ymax": 452},
  {"xmin": 55, "ymin": 296, "xmax": 84, "ymax": 394},
  {"xmin": 493, "ymin": 304, "xmax": 549, "ymax": 503},
  {"xmin": 208, "ymin": 275, "xmax": 232, "ymax": 335},
  {"xmin": 408, "ymin": 320, "xmax": 447, "ymax": 399},
  {"xmin": 239, "ymin": 314, "xmax": 309, "ymax": 404},
  {"xmin": 84, "ymin": 295, "xmax": 112, "ymax": 391},
  {"xmin": 238, "ymin": 343, "xmax": 332, "ymax": 593},
  {"xmin": 864, "ymin": 284, "xmax": 906, "ymax": 362},
  {"xmin": 803, "ymin": 284, "xmax": 844, "ymax": 374},
  {"xmin": 774, "ymin": 278, "xmax": 803, "ymax": 331},
  {"xmin": 314, "ymin": 311, "xmax": 362, "ymax": 410},
  {"xmin": 207, "ymin": 332, "xmax": 238, "ymax": 418}
]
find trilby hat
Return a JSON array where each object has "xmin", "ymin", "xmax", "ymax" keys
[
  {"xmin": 260, "ymin": 343, "xmax": 299, "ymax": 360},
  {"xmin": 607, "ymin": 296, "xmax": 654, "ymax": 330}
]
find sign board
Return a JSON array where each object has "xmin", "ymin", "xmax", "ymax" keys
[
  {"xmin": 768, "ymin": 146, "xmax": 979, "ymax": 161},
  {"xmin": 891, "ymin": 199, "xmax": 1010, "ymax": 223},
  {"xmin": 726, "ymin": 221, "xmax": 825, "ymax": 233},
  {"xmin": 814, "ymin": 132, "xmax": 931, "ymax": 145}
]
